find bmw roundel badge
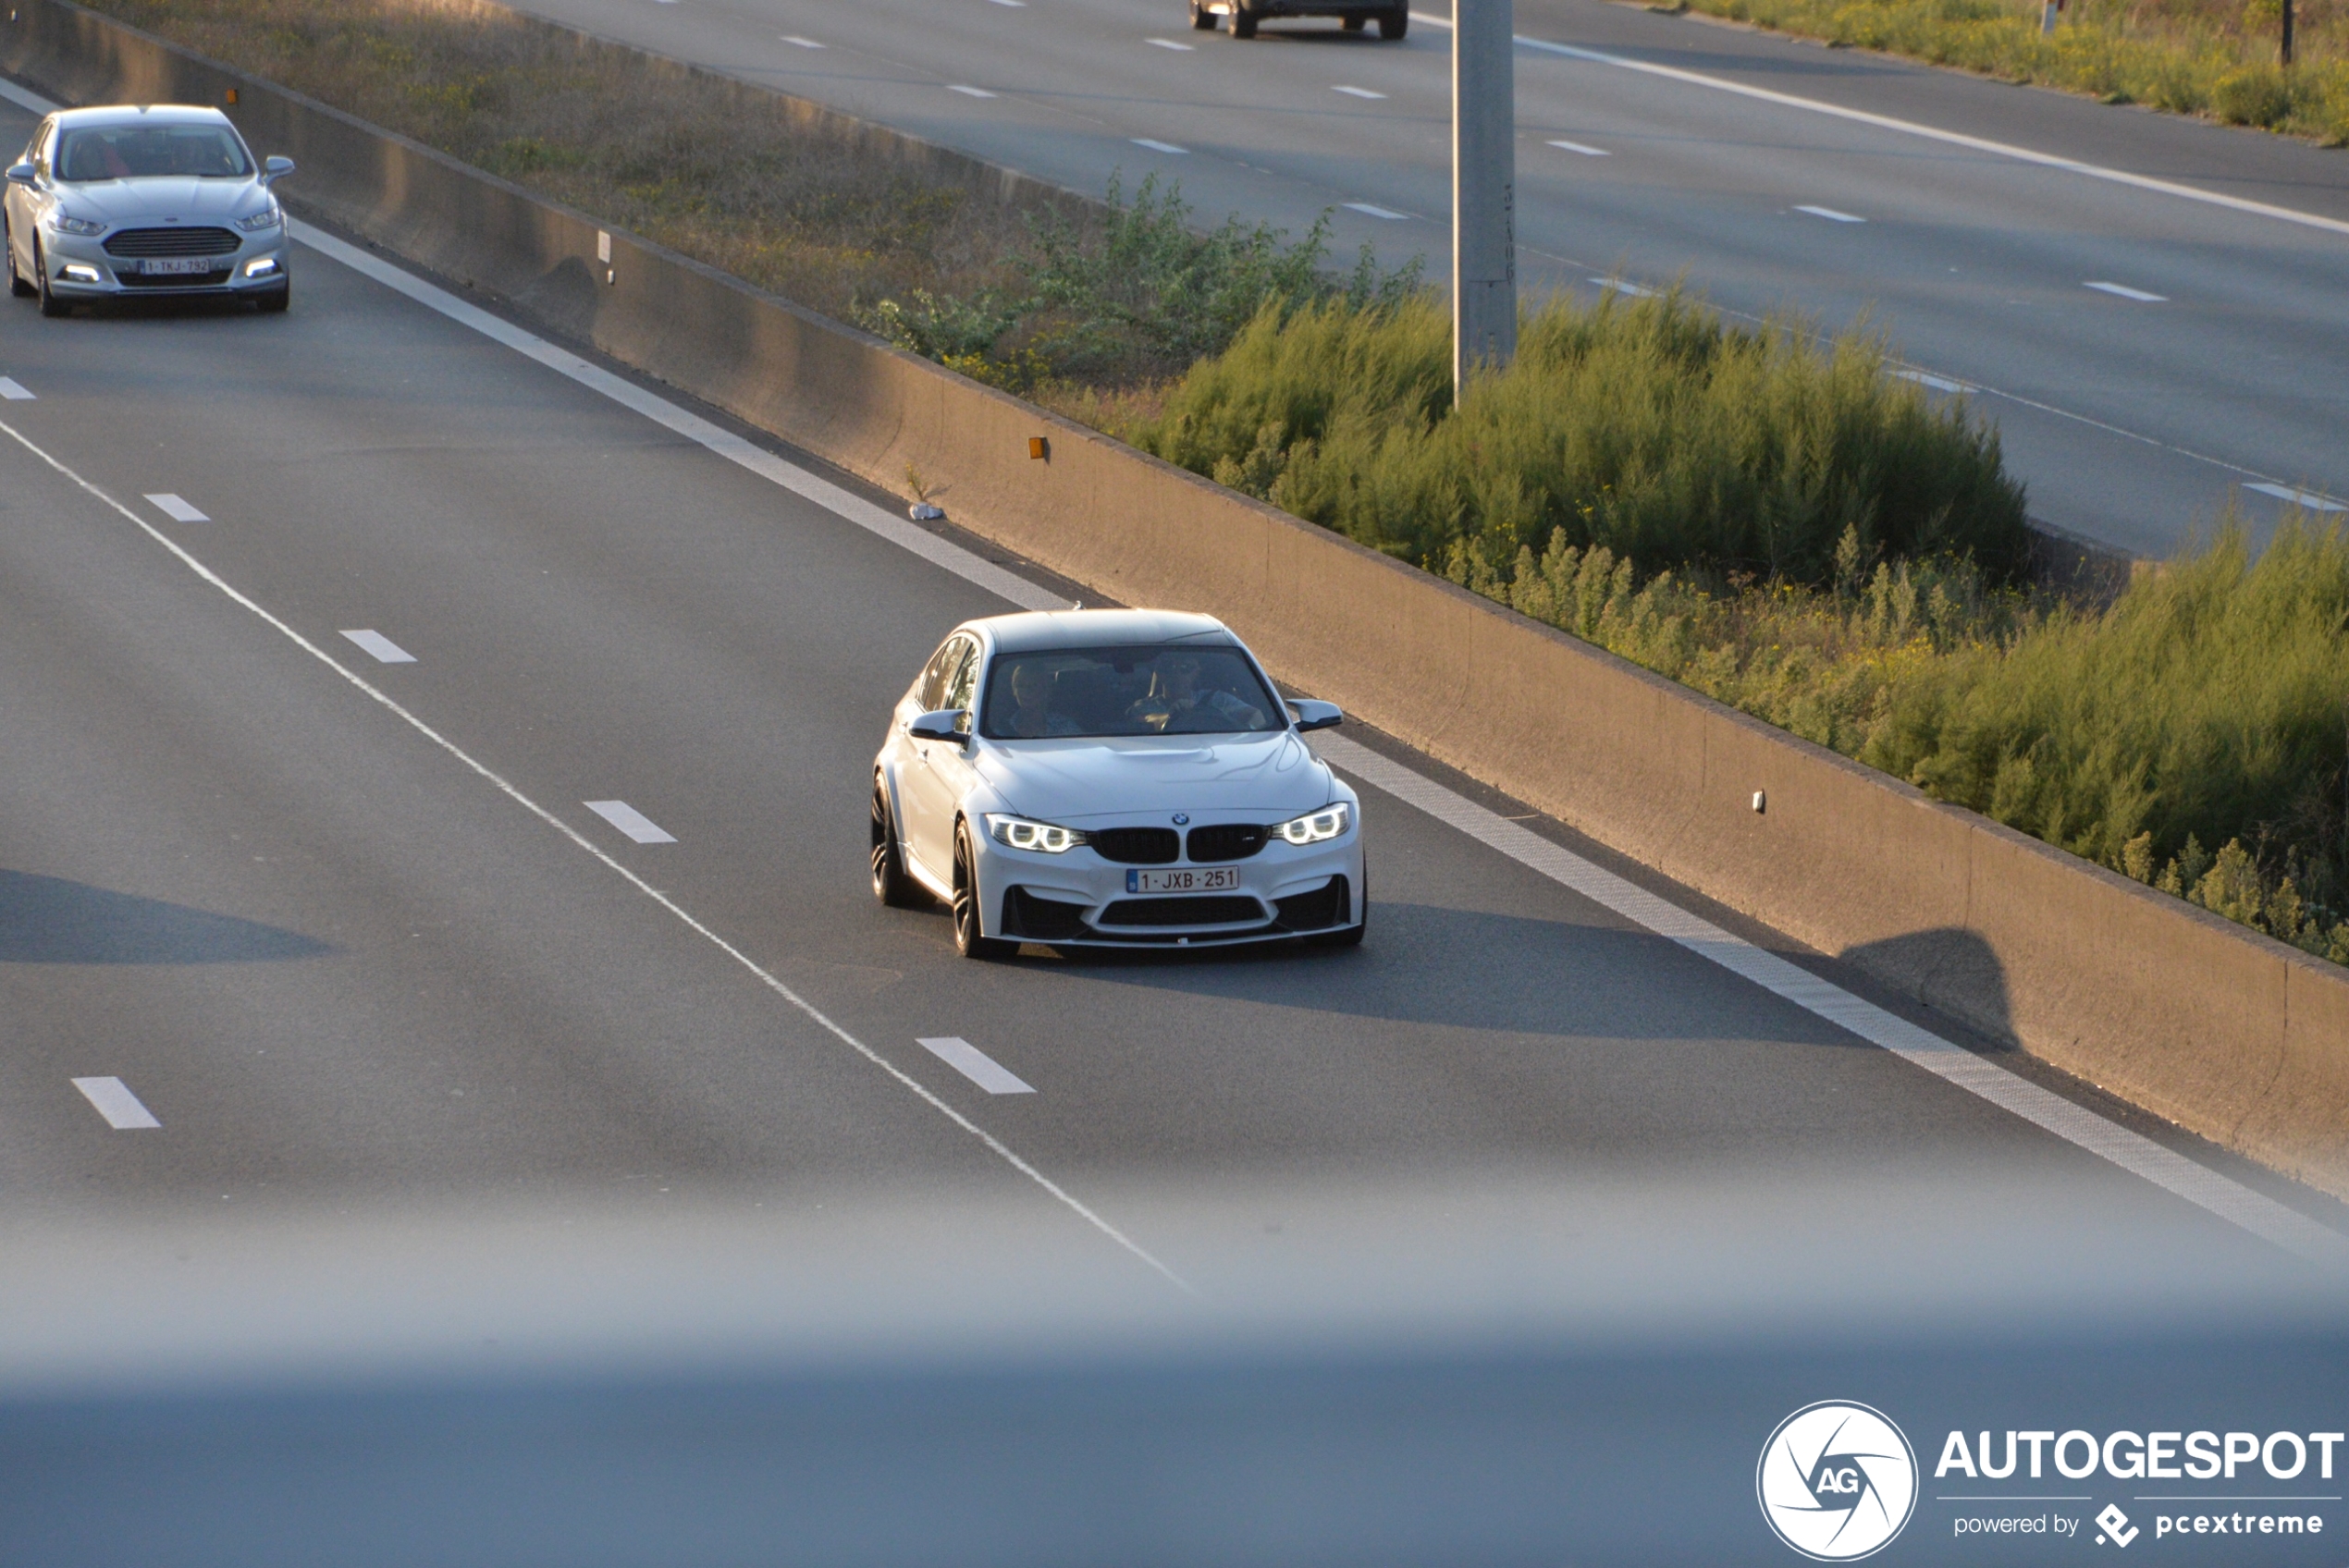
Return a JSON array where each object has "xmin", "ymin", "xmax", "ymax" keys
[{"xmin": 1172, "ymin": 813, "xmax": 1190, "ymax": 825}]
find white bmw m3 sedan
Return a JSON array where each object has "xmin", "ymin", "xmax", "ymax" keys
[{"xmin": 871, "ymin": 609, "xmax": 1365, "ymax": 958}]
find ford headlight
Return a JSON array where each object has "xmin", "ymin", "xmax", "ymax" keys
[
  {"xmin": 46, "ymin": 214, "xmax": 105, "ymax": 237},
  {"xmin": 1272, "ymin": 803, "xmax": 1349, "ymax": 845},
  {"xmin": 984, "ymin": 814, "xmax": 1088, "ymax": 853},
  {"xmin": 234, "ymin": 206, "xmax": 282, "ymax": 232}
]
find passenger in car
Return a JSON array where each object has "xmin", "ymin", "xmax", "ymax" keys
[{"xmin": 1003, "ymin": 661, "xmax": 1082, "ymax": 738}]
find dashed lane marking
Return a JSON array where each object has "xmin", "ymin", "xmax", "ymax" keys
[
  {"xmin": 1146, "ymin": 36, "xmax": 1197, "ymax": 49},
  {"xmin": 781, "ymin": 34, "xmax": 824, "ymax": 47},
  {"xmin": 0, "ymin": 376, "xmax": 32, "ymax": 399},
  {"xmin": 2246, "ymin": 483, "xmax": 2347, "ymax": 512},
  {"xmin": 918, "ymin": 1037, "xmax": 1036, "ymax": 1096},
  {"xmin": 1132, "ymin": 139, "xmax": 1189, "ymax": 154},
  {"xmin": 584, "ymin": 800, "xmax": 677, "ymax": 845},
  {"xmin": 72, "ymin": 1076, "xmax": 160, "ymax": 1131},
  {"xmin": 1795, "ymin": 204, "xmax": 1864, "ymax": 223},
  {"xmin": 1546, "ymin": 139, "xmax": 1609, "ymax": 156},
  {"xmin": 1344, "ymin": 202, "xmax": 1410, "ymax": 220},
  {"xmin": 143, "ymin": 493, "xmax": 208, "ymax": 522},
  {"xmin": 1332, "ymin": 84, "xmax": 1387, "ymax": 99},
  {"xmin": 1590, "ymin": 276, "xmax": 1659, "ymax": 297},
  {"xmin": 948, "ymin": 84, "xmax": 998, "ymax": 98},
  {"xmin": 339, "ymin": 630, "xmax": 417, "ymax": 664},
  {"xmin": 2085, "ymin": 280, "xmax": 2167, "ymax": 301}
]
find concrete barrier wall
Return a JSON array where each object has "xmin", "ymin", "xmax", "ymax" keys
[{"xmin": 7, "ymin": 0, "xmax": 2345, "ymax": 1198}]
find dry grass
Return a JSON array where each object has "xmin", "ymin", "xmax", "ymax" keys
[{"xmin": 80, "ymin": 0, "xmax": 1045, "ymax": 322}]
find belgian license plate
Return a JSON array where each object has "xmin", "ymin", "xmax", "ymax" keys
[
  {"xmin": 1125, "ymin": 867, "xmax": 1239, "ymax": 894},
  {"xmin": 141, "ymin": 256, "xmax": 215, "ymax": 276}
]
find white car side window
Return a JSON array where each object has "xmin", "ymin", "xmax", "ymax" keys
[
  {"xmin": 916, "ymin": 638, "xmax": 960, "ymax": 711},
  {"xmin": 941, "ymin": 639, "xmax": 979, "ymax": 714}
]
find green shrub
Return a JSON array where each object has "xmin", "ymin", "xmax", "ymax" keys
[{"xmin": 1133, "ymin": 288, "xmax": 2031, "ymax": 586}]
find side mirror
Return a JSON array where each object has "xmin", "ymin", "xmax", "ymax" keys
[
  {"xmin": 261, "ymin": 154, "xmax": 294, "ymax": 184},
  {"xmin": 1289, "ymin": 699, "xmax": 1343, "ymax": 734},
  {"xmin": 5, "ymin": 162, "xmax": 36, "ymax": 186},
  {"xmin": 908, "ymin": 708, "xmax": 969, "ymax": 744}
]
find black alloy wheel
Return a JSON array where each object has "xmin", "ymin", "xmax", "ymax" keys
[
  {"xmin": 6, "ymin": 220, "xmax": 31, "ymax": 298},
  {"xmin": 871, "ymin": 781, "xmax": 926, "ymax": 908},
  {"xmin": 33, "ymin": 239, "xmax": 66, "ymax": 317},
  {"xmin": 952, "ymin": 821, "xmax": 1012, "ymax": 960}
]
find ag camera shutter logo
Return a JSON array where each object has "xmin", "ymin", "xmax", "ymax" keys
[{"xmin": 1757, "ymin": 1401, "xmax": 1919, "ymax": 1561}]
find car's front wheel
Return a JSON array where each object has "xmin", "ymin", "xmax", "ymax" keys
[
  {"xmin": 33, "ymin": 240, "xmax": 67, "ymax": 318},
  {"xmin": 1378, "ymin": 6, "xmax": 1408, "ymax": 37},
  {"xmin": 1188, "ymin": 0, "xmax": 1217, "ymax": 28},
  {"xmin": 952, "ymin": 820, "xmax": 1013, "ymax": 960},
  {"xmin": 255, "ymin": 280, "xmax": 289, "ymax": 314},
  {"xmin": 1230, "ymin": 2, "xmax": 1259, "ymax": 36},
  {"xmin": 871, "ymin": 781, "xmax": 927, "ymax": 908},
  {"xmin": 6, "ymin": 219, "xmax": 32, "ymax": 298}
]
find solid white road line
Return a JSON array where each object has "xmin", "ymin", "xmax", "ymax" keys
[
  {"xmin": 1332, "ymin": 84, "xmax": 1387, "ymax": 99},
  {"xmin": 1344, "ymin": 202, "xmax": 1409, "ymax": 220},
  {"xmin": 339, "ymin": 629, "xmax": 417, "ymax": 664},
  {"xmin": 1412, "ymin": 14, "xmax": 2349, "ymax": 244},
  {"xmin": 1795, "ymin": 204, "xmax": 1864, "ymax": 223},
  {"xmin": 2085, "ymin": 280, "xmax": 2167, "ymax": 301},
  {"xmin": 1892, "ymin": 368, "xmax": 1974, "ymax": 395},
  {"xmin": 948, "ymin": 84, "xmax": 998, "ymax": 98},
  {"xmin": 1590, "ymin": 276, "xmax": 1658, "ymax": 297},
  {"xmin": 143, "ymin": 492, "xmax": 209, "ymax": 523},
  {"xmin": 0, "ymin": 413, "xmax": 1182, "ymax": 1293},
  {"xmin": 72, "ymin": 1076, "xmax": 160, "ymax": 1131},
  {"xmin": 781, "ymin": 34, "xmax": 824, "ymax": 47},
  {"xmin": 2247, "ymin": 482, "xmax": 2348, "ymax": 512},
  {"xmin": 1132, "ymin": 139, "xmax": 1189, "ymax": 154},
  {"xmin": 584, "ymin": 800, "xmax": 677, "ymax": 844},
  {"xmin": 288, "ymin": 223, "xmax": 1064, "ymax": 615},
  {"xmin": 1310, "ymin": 731, "xmax": 2349, "ymax": 1271},
  {"xmin": 918, "ymin": 1036, "xmax": 1037, "ymax": 1096},
  {"xmin": 271, "ymin": 190, "xmax": 2341, "ymax": 1271},
  {"xmin": 0, "ymin": 376, "xmax": 33, "ymax": 399},
  {"xmin": 1546, "ymin": 139, "xmax": 1609, "ymax": 156},
  {"xmin": 1146, "ymin": 37, "xmax": 1197, "ymax": 49}
]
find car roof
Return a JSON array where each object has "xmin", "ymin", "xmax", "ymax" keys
[
  {"xmin": 50, "ymin": 104, "xmax": 237, "ymax": 131},
  {"xmin": 972, "ymin": 608, "xmax": 1237, "ymax": 655}
]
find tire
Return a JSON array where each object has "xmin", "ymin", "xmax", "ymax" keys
[
  {"xmin": 1188, "ymin": 1, "xmax": 1217, "ymax": 28},
  {"xmin": 871, "ymin": 780, "xmax": 927, "ymax": 908},
  {"xmin": 1342, "ymin": 13, "xmax": 1365, "ymax": 29},
  {"xmin": 254, "ymin": 280, "xmax": 289, "ymax": 314},
  {"xmin": 34, "ymin": 241, "xmax": 66, "ymax": 317},
  {"xmin": 952, "ymin": 820, "xmax": 1013, "ymax": 960},
  {"xmin": 6, "ymin": 220, "xmax": 31, "ymax": 298},
  {"xmin": 1378, "ymin": 6, "xmax": 1408, "ymax": 37},
  {"xmin": 1231, "ymin": 4, "xmax": 1258, "ymax": 36}
]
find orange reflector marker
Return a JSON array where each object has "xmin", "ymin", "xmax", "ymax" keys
[{"xmin": 1028, "ymin": 436, "xmax": 1049, "ymax": 460}]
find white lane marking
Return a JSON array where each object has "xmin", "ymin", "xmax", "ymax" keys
[
  {"xmin": 0, "ymin": 76, "xmax": 55, "ymax": 114},
  {"xmin": 948, "ymin": 84, "xmax": 998, "ymax": 98},
  {"xmin": 1310, "ymin": 731, "xmax": 2349, "ymax": 1271},
  {"xmin": 338, "ymin": 629, "xmax": 416, "ymax": 664},
  {"xmin": 918, "ymin": 1036, "xmax": 1036, "ymax": 1095},
  {"xmin": 0, "ymin": 376, "xmax": 33, "ymax": 399},
  {"xmin": 1589, "ymin": 276, "xmax": 1658, "ymax": 297},
  {"xmin": 143, "ymin": 492, "xmax": 208, "ymax": 522},
  {"xmin": 584, "ymin": 800, "xmax": 677, "ymax": 844},
  {"xmin": 72, "ymin": 1076, "xmax": 160, "ymax": 1131},
  {"xmin": 1332, "ymin": 84, "xmax": 1387, "ymax": 99},
  {"xmin": 1345, "ymin": 202, "xmax": 1410, "ymax": 220},
  {"xmin": 289, "ymin": 223, "xmax": 1065, "ymax": 614},
  {"xmin": 1132, "ymin": 138, "xmax": 1189, "ymax": 154},
  {"xmin": 987, "ymin": 0, "xmax": 1027, "ymax": 6},
  {"xmin": 2085, "ymin": 280, "xmax": 2167, "ymax": 301},
  {"xmin": 1414, "ymin": 13, "xmax": 2349, "ymax": 244},
  {"xmin": 0, "ymin": 414, "xmax": 1180, "ymax": 1294},
  {"xmin": 1146, "ymin": 36, "xmax": 1197, "ymax": 49},
  {"xmin": 1546, "ymin": 138, "xmax": 1610, "ymax": 156},
  {"xmin": 1795, "ymin": 203, "xmax": 1864, "ymax": 223},
  {"xmin": 2247, "ymin": 482, "xmax": 2348, "ymax": 512},
  {"xmin": 781, "ymin": 34, "xmax": 825, "ymax": 47},
  {"xmin": 1893, "ymin": 368, "xmax": 1974, "ymax": 394}
]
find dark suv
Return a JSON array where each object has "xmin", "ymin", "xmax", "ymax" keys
[{"xmin": 1189, "ymin": 0, "xmax": 1408, "ymax": 39}]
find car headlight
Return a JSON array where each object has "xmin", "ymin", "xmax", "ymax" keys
[
  {"xmin": 984, "ymin": 814, "xmax": 1088, "ymax": 853},
  {"xmin": 234, "ymin": 206, "xmax": 282, "ymax": 233},
  {"xmin": 1272, "ymin": 803, "xmax": 1350, "ymax": 845},
  {"xmin": 46, "ymin": 214, "xmax": 105, "ymax": 237}
]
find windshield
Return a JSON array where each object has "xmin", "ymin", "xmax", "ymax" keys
[
  {"xmin": 56, "ymin": 123, "xmax": 252, "ymax": 181},
  {"xmin": 979, "ymin": 644, "xmax": 1281, "ymax": 740}
]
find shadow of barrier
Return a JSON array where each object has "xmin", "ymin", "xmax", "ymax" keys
[{"xmin": 2, "ymin": 0, "xmax": 2343, "ymax": 1196}]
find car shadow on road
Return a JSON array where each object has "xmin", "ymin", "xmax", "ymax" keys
[
  {"xmin": 1032, "ymin": 899, "xmax": 1872, "ymax": 1044},
  {"xmin": 0, "ymin": 870, "xmax": 335, "ymax": 964}
]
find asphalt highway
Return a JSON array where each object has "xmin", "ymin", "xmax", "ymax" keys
[
  {"xmin": 504, "ymin": 0, "xmax": 2349, "ymax": 557},
  {"xmin": 0, "ymin": 78, "xmax": 2343, "ymax": 1301}
]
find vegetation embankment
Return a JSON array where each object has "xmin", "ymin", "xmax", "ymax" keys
[
  {"xmin": 86, "ymin": 0, "xmax": 2349, "ymax": 964},
  {"xmin": 1672, "ymin": 0, "xmax": 2349, "ymax": 145}
]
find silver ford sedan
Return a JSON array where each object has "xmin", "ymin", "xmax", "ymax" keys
[{"xmin": 4, "ymin": 104, "xmax": 293, "ymax": 316}]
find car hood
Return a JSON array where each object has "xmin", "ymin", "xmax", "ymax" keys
[
  {"xmin": 975, "ymin": 731, "xmax": 1334, "ymax": 822},
  {"xmin": 62, "ymin": 178, "xmax": 264, "ymax": 223}
]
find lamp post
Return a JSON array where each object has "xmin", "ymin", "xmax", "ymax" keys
[{"xmin": 1453, "ymin": 0, "xmax": 1517, "ymax": 399}]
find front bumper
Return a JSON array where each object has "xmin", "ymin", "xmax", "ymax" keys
[
  {"xmin": 43, "ymin": 227, "xmax": 289, "ymax": 299},
  {"xmin": 978, "ymin": 827, "xmax": 1363, "ymax": 948}
]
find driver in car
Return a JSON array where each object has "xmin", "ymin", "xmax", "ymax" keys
[
  {"xmin": 1125, "ymin": 653, "xmax": 1267, "ymax": 733},
  {"xmin": 1004, "ymin": 661, "xmax": 1082, "ymax": 738}
]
